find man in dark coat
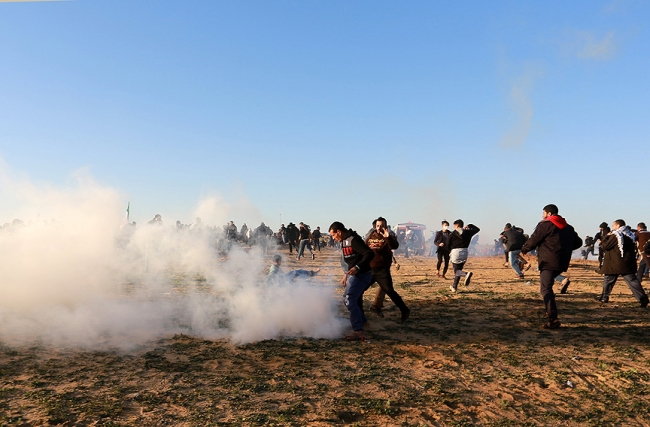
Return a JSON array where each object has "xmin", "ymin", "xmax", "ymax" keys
[
  {"xmin": 433, "ymin": 220, "xmax": 452, "ymax": 278},
  {"xmin": 501, "ymin": 223, "xmax": 527, "ymax": 279},
  {"xmin": 595, "ymin": 219, "xmax": 649, "ymax": 306},
  {"xmin": 285, "ymin": 222, "xmax": 299, "ymax": 254},
  {"xmin": 521, "ymin": 204, "xmax": 582, "ymax": 329},
  {"xmin": 635, "ymin": 222, "xmax": 650, "ymax": 282},
  {"xmin": 594, "ymin": 222, "xmax": 611, "ymax": 270}
]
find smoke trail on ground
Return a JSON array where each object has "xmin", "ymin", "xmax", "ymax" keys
[{"xmin": 0, "ymin": 167, "xmax": 344, "ymax": 350}]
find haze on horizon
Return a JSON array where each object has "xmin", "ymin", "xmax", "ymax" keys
[{"xmin": 1, "ymin": 0, "xmax": 649, "ymax": 240}]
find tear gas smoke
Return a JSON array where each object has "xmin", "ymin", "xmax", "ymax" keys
[{"xmin": 0, "ymin": 168, "xmax": 345, "ymax": 349}]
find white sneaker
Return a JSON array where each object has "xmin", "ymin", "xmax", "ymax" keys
[
  {"xmin": 449, "ymin": 285, "xmax": 457, "ymax": 293},
  {"xmin": 463, "ymin": 271, "xmax": 473, "ymax": 287}
]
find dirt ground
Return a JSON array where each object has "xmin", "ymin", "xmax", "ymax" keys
[{"xmin": 2, "ymin": 247, "xmax": 650, "ymax": 426}]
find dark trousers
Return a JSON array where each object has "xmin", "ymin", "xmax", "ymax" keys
[
  {"xmin": 437, "ymin": 251, "xmax": 450, "ymax": 275},
  {"xmin": 602, "ymin": 274, "xmax": 648, "ymax": 302},
  {"xmin": 540, "ymin": 269, "xmax": 561, "ymax": 321},
  {"xmin": 637, "ymin": 259, "xmax": 648, "ymax": 282},
  {"xmin": 312, "ymin": 238, "xmax": 321, "ymax": 251},
  {"xmin": 370, "ymin": 267, "xmax": 409, "ymax": 313},
  {"xmin": 452, "ymin": 261, "xmax": 467, "ymax": 287},
  {"xmin": 288, "ymin": 240, "xmax": 295, "ymax": 253}
]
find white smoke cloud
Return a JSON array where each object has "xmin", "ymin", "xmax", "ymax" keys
[
  {"xmin": 576, "ymin": 30, "xmax": 617, "ymax": 61},
  {"xmin": 0, "ymin": 164, "xmax": 344, "ymax": 350},
  {"xmin": 499, "ymin": 68, "xmax": 540, "ymax": 149}
]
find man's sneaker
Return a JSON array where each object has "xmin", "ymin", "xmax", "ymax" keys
[
  {"xmin": 370, "ymin": 305, "xmax": 384, "ymax": 318},
  {"xmin": 463, "ymin": 271, "xmax": 473, "ymax": 287},
  {"xmin": 594, "ymin": 294, "xmax": 609, "ymax": 303},
  {"xmin": 543, "ymin": 319, "xmax": 561, "ymax": 329},
  {"xmin": 518, "ymin": 274, "xmax": 525, "ymax": 280},
  {"xmin": 449, "ymin": 285, "xmax": 457, "ymax": 293},
  {"xmin": 400, "ymin": 308, "xmax": 411, "ymax": 322},
  {"xmin": 345, "ymin": 331, "xmax": 365, "ymax": 341},
  {"xmin": 560, "ymin": 278, "xmax": 571, "ymax": 294},
  {"xmin": 311, "ymin": 254, "xmax": 315, "ymax": 260},
  {"xmin": 640, "ymin": 296, "xmax": 649, "ymax": 308}
]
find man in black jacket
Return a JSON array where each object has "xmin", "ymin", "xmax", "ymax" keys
[
  {"xmin": 521, "ymin": 204, "xmax": 582, "ymax": 329},
  {"xmin": 501, "ymin": 223, "xmax": 526, "ymax": 279},
  {"xmin": 433, "ymin": 220, "xmax": 452, "ymax": 278},
  {"xmin": 330, "ymin": 221, "xmax": 375, "ymax": 341},
  {"xmin": 285, "ymin": 223, "xmax": 299, "ymax": 254},
  {"xmin": 446, "ymin": 220, "xmax": 480, "ymax": 293},
  {"xmin": 595, "ymin": 219, "xmax": 649, "ymax": 306},
  {"xmin": 594, "ymin": 222, "xmax": 610, "ymax": 270}
]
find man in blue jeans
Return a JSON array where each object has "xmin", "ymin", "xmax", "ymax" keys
[
  {"xmin": 297, "ymin": 222, "xmax": 315, "ymax": 260},
  {"xmin": 501, "ymin": 223, "xmax": 526, "ymax": 279},
  {"xmin": 329, "ymin": 221, "xmax": 375, "ymax": 341}
]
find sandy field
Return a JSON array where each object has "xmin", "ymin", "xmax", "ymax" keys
[{"xmin": 2, "ymin": 247, "xmax": 650, "ymax": 426}]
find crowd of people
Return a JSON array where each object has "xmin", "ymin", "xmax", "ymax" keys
[{"xmin": 6, "ymin": 203, "xmax": 650, "ymax": 338}]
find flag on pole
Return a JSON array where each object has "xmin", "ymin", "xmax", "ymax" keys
[{"xmin": 126, "ymin": 202, "xmax": 130, "ymax": 221}]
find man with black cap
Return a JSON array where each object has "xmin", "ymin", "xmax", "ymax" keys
[{"xmin": 521, "ymin": 204, "xmax": 582, "ymax": 329}]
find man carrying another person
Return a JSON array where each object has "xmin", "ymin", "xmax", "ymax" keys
[{"xmin": 365, "ymin": 217, "xmax": 411, "ymax": 321}]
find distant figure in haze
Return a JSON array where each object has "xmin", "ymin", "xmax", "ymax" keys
[
  {"xmin": 595, "ymin": 219, "xmax": 649, "ymax": 307},
  {"xmin": 446, "ymin": 220, "xmax": 480, "ymax": 293},
  {"xmin": 365, "ymin": 217, "xmax": 410, "ymax": 321},
  {"xmin": 240, "ymin": 223, "xmax": 248, "ymax": 243},
  {"xmin": 468, "ymin": 234, "xmax": 479, "ymax": 256},
  {"xmin": 285, "ymin": 222, "xmax": 299, "ymax": 254},
  {"xmin": 296, "ymin": 222, "xmax": 315, "ymax": 260},
  {"xmin": 433, "ymin": 220, "xmax": 452, "ymax": 279},
  {"xmin": 501, "ymin": 223, "xmax": 526, "ymax": 279},
  {"xmin": 267, "ymin": 255, "xmax": 320, "ymax": 283},
  {"xmin": 227, "ymin": 221, "xmax": 238, "ymax": 241},
  {"xmin": 581, "ymin": 236, "xmax": 595, "ymax": 260},
  {"xmin": 176, "ymin": 220, "xmax": 183, "ymax": 230},
  {"xmin": 329, "ymin": 221, "xmax": 375, "ymax": 341},
  {"xmin": 521, "ymin": 204, "xmax": 582, "ymax": 329},
  {"xmin": 593, "ymin": 222, "xmax": 610, "ymax": 270},
  {"xmin": 254, "ymin": 222, "xmax": 272, "ymax": 252},
  {"xmin": 635, "ymin": 223, "xmax": 650, "ymax": 282},
  {"xmin": 278, "ymin": 223, "xmax": 287, "ymax": 244},
  {"xmin": 312, "ymin": 226, "xmax": 322, "ymax": 252},
  {"xmin": 147, "ymin": 214, "xmax": 163, "ymax": 226}
]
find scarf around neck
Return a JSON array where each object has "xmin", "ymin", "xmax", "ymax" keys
[{"xmin": 613, "ymin": 225, "xmax": 636, "ymax": 257}]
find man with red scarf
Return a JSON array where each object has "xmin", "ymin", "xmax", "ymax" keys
[{"xmin": 521, "ymin": 204, "xmax": 582, "ymax": 329}]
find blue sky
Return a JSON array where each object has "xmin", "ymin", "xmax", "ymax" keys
[{"xmin": 1, "ymin": 0, "xmax": 649, "ymax": 240}]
